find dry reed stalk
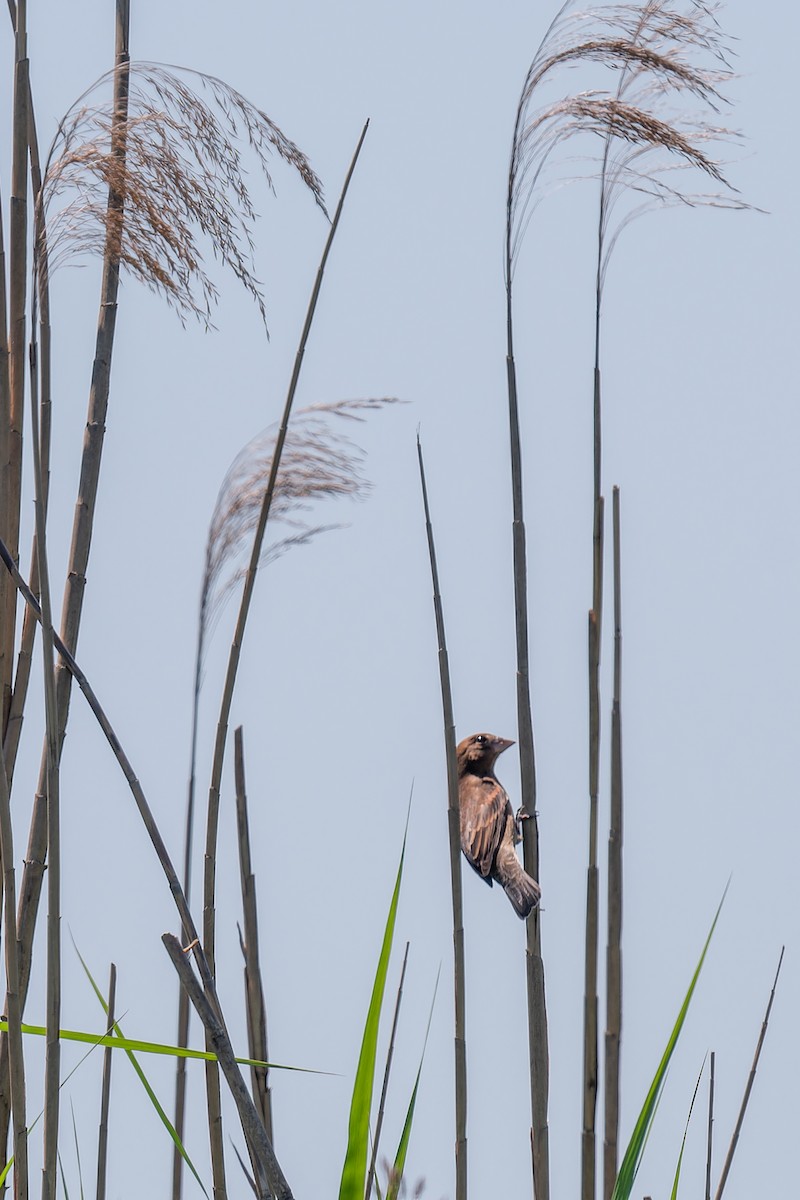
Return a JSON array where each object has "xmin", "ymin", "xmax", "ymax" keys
[
  {"xmin": 508, "ymin": 336, "xmax": 550, "ymax": 1200},
  {"xmin": 29, "ymin": 236, "xmax": 61, "ymax": 1200},
  {"xmin": 583, "ymin": 480, "xmax": 604, "ymax": 1200},
  {"xmin": 705, "ymin": 1049, "xmax": 715, "ymax": 1200},
  {"xmin": 3, "ymin": 84, "xmax": 54, "ymax": 789},
  {"xmin": 199, "ymin": 121, "xmax": 368, "ymax": 1189},
  {"xmin": 505, "ymin": 139, "xmax": 550, "ymax": 1200},
  {"xmin": 416, "ymin": 434, "xmax": 467, "ymax": 1200},
  {"xmin": 0, "ymin": 748, "xmax": 27, "ymax": 1200},
  {"xmin": 163, "ymin": 933, "xmax": 289, "ymax": 1200},
  {"xmin": 0, "ymin": 194, "xmax": 11, "ymax": 748},
  {"xmin": 602, "ymin": 486, "xmax": 623, "ymax": 1200},
  {"xmin": 366, "ymin": 941, "xmax": 411, "ymax": 1200},
  {"xmin": 95, "ymin": 963, "xmax": 116, "ymax": 1200},
  {"xmin": 234, "ymin": 727, "xmax": 273, "ymax": 1144},
  {"xmin": 27, "ymin": 62, "xmax": 61, "ymax": 1199},
  {"xmin": 2, "ymin": 3, "xmax": 28, "ymax": 743},
  {"xmin": 0, "ymin": 7, "xmax": 29, "ymax": 1185},
  {"xmin": 713, "ymin": 947, "xmax": 785, "ymax": 1200}
]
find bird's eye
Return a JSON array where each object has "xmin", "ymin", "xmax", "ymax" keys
[{"xmin": 475, "ymin": 735, "xmax": 486, "ymax": 744}]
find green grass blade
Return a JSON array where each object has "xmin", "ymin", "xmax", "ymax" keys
[
  {"xmin": 338, "ymin": 834, "xmax": 406, "ymax": 1200},
  {"xmin": 612, "ymin": 887, "xmax": 727, "ymax": 1200},
  {"xmin": 670, "ymin": 1057, "xmax": 707, "ymax": 1200},
  {"xmin": 388, "ymin": 966, "xmax": 441, "ymax": 1200},
  {"xmin": 0, "ymin": 1018, "xmax": 318, "ymax": 1072}
]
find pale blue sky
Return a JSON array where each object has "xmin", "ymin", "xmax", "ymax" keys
[{"xmin": 2, "ymin": 1, "xmax": 798, "ymax": 1197}]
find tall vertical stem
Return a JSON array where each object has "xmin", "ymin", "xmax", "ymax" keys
[
  {"xmin": 603, "ymin": 486, "xmax": 623, "ymax": 1200},
  {"xmin": 417, "ymin": 436, "xmax": 467, "ymax": 1200},
  {"xmin": 505, "ymin": 239, "xmax": 549, "ymax": 1197}
]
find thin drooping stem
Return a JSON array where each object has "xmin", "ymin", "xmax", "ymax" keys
[
  {"xmin": 366, "ymin": 941, "xmax": 410, "ymax": 1200},
  {"xmin": 705, "ymin": 1050, "xmax": 715, "ymax": 1200},
  {"xmin": 0, "ymin": 536, "xmax": 220, "ymax": 1009},
  {"xmin": 713, "ymin": 948, "xmax": 785, "ymax": 1200},
  {"xmin": 234, "ymin": 726, "xmax": 273, "ymax": 1143},
  {"xmin": 603, "ymin": 485, "xmax": 623, "ymax": 1200},
  {"xmin": 163, "ymin": 934, "xmax": 292, "ymax": 1200},
  {"xmin": 95, "ymin": 963, "xmax": 117, "ymax": 1200},
  {"xmin": 200, "ymin": 120, "xmax": 368, "ymax": 1192},
  {"xmin": 417, "ymin": 434, "xmax": 467, "ymax": 1200}
]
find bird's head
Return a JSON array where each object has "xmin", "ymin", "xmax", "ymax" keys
[{"xmin": 456, "ymin": 732, "xmax": 515, "ymax": 773}]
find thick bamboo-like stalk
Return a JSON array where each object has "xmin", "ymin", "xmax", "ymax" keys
[
  {"xmin": 0, "ymin": 190, "xmax": 11, "ymax": 747},
  {"xmin": 582, "ymin": 360, "xmax": 604, "ymax": 1200},
  {"xmin": 28, "ymin": 256, "xmax": 61, "ymax": 1200},
  {"xmin": 2, "ymin": 2, "xmax": 28, "ymax": 738},
  {"xmin": 713, "ymin": 948, "xmax": 785, "ymax": 1200},
  {"xmin": 200, "ymin": 121, "xmax": 368, "ymax": 1195},
  {"xmin": 234, "ymin": 727, "xmax": 273, "ymax": 1143},
  {"xmin": 95, "ymin": 963, "xmax": 117, "ymax": 1200},
  {"xmin": 417, "ymin": 435, "xmax": 467, "ymax": 1200},
  {"xmin": 602, "ymin": 486, "xmax": 622, "ymax": 1200},
  {"xmin": 3, "ymin": 87, "xmax": 52, "ymax": 789},
  {"xmin": 163, "ymin": 934, "xmax": 290, "ymax": 1200},
  {"xmin": 505, "ymin": 295, "xmax": 549, "ymax": 1200},
  {"xmin": 705, "ymin": 1050, "xmax": 715, "ymax": 1200},
  {"xmin": 366, "ymin": 941, "xmax": 410, "ymax": 1200},
  {"xmin": 0, "ymin": 746, "xmax": 28, "ymax": 1200}
]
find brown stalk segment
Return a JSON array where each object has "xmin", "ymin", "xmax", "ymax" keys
[
  {"xmin": 705, "ymin": 1050, "xmax": 715, "ymax": 1200},
  {"xmin": 2, "ymin": 22, "xmax": 28, "ymax": 739},
  {"xmin": 0, "ymin": 202, "xmax": 11, "ymax": 749},
  {"xmin": 602, "ymin": 486, "xmax": 623, "ymax": 1200},
  {"xmin": 163, "ymin": 934, "xmax": 291, "ymax": 1200},
  {"xmin": 95, "ymin": 963, "xmax": 117, "ymax": 1200},
  {"xmin": 417, "ymin": 435, "xmax": 467, "ymax": 1200},
  {"xmin": 506, "ymin": 347, "xmax": 549, "ymax": 1200},
  {"xmin": 30, "ymin": 230, "xmax": 62, "ymax": 1200},
  {"xmin": 0, "ymin": 748, "xmax": 28, "ymax": 1200},
  {"xmin": 3, "ymin": 86, "xmax": 53, "ymax": 789},
  {"xmin": 28, "ymin": 79, "xmax": 61, "ymax": 1200},
  {"xmin": 713, "ymin": 947, "xmax": 785, "ymax": 1200},
  {"xmin": 200, "ymin": 121, "xmax": 368, "ymax": 1200},
  {"xmin": 234, "ymin": 727, "xmax": 273, "ymax": 1144},
  {"xmin": 0, "ymin": 11, "xmax": 29, "ymax": 1179}
]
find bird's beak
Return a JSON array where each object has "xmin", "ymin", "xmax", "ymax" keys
[{"xmin": 494, "ymin": 737, "xmax": 515, "ymax": 755}]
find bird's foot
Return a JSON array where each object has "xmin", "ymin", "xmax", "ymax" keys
[{"xmin": 515, "ymin": 806, "xmax": 535, "ymax": 837}]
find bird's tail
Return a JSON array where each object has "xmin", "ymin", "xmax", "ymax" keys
[{"xmin": 498, "ymin": 857, "xmax": 541, "ymax": 920}]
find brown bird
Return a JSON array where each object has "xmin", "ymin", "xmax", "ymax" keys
[{"xmin": 457, "ymin": 732, "xmax": 541, "ymax": 919}]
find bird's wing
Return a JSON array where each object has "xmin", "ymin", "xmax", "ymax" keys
[{"xmin": 459, "ymin": 777, "xmax": 511, "ymax": 879}]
